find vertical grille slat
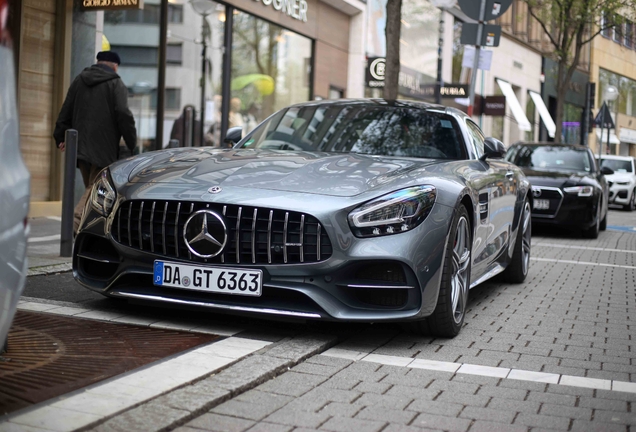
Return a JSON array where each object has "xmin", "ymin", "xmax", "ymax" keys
[
  {"xmin": 235, "ymin": 207, "xmax": 242, "ymax": 264},
  {"xmin": 174, "ymin": 203, "xmax": 181, "ymax": 258},
  {"xmin": 300, "ymin": 215, "xmax": 305, "ymax": 263},
  {"xmin": 114, "ymin": 200, "xmax": 332, "ymax": 265},
  {"xmin": 149, "ymin": 202, "xmax": 156, "ymax": 253},
  {"xmin": 251, "ymin": 208, "xmax": 257, "ymax": 264},
  {"xmin": 162, "ymin": 202, "xmax": 168, "ymax": 255}
]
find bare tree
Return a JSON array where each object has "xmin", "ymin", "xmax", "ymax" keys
[
  {"xmin": 523, "ymin": 0, "xmax": 635, "ymax": 142},
  {"xmin": 384, "ymin": 0, "xmax": 402, "ymax": 99}
]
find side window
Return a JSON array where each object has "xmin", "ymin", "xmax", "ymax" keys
[{"xmin": 465, "ymin": 120, "xmax": 485, "ymax": 158}]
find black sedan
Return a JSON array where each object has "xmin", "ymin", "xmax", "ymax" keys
[{"xmin": 505, "ymin": 142, "xmax": 612, "ymax": 238}]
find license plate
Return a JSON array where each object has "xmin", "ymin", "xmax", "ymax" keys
[
  {"xmin": 534, "ymin": 199, "xmax": 550, "ymax": 210},
  {"xmin": 153, "ymin": 261, "xmax": 262, "ymax": 296}
]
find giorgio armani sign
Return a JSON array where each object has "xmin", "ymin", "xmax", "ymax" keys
[
  {"xmin": 81, "ymin": 0, "xmax": 143, "ymax": 10},
  {"xmin": 254, "ymin": 0, "xmax": 308, "ymax": 22}
]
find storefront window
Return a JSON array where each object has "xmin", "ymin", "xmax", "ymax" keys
[
  {"xmin": 599, "ymin": 68, "xmax": 636, "ymax": 117},
  {"xmin": 231, "ymin": 11, "xmax": 312, "ymax": 135}
]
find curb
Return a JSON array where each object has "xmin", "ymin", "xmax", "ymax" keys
[
  {"xmin": 85, "ymin": 334, "xmax": 339, "ymax": 432},
  {"xmin": 27, "ymin": 263, "xmax": 72, "ymax": 277}
]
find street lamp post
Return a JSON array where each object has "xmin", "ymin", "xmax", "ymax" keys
[
  {"xmin": 430, "ymin": 0, "xmax": 455, "ymax": 104},
  {"xmin": 599, "ymin": 84, "xmax": 618, "ymax": 159},
  {"xmin": 190, "ymin": 0, "xmax": 216, "ymax": 147}
]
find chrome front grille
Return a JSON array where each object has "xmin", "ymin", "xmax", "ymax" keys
[{"xmin": 112, "ymin": 200, "xmax": 333, "ymax": 264}]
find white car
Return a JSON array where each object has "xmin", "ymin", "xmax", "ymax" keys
[
  {"xmin": 0, "ymin": 0, "xmax": 31, "ymax": 353},
  {"xmin": 599, "ymin": 155, "xmax": 636, "ymax": 211}
]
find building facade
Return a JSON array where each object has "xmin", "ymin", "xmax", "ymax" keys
[
  {"xmin": 8, "ymin": 0, "xmax": 367, "ymax": 215},
  {"xmin": 589, "ymin": 19, "xmax": 636, "ymax": 157}
]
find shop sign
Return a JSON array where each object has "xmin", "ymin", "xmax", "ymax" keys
[
  {"xmin": 254, "ymin": 0, "xmax": 308, "ymax": 22},
  {"xmin": 619, "ymin": 127, "xmax": 636, "ymax": 144},
  {"xmin": 439, "ymin": 85, "xmax": 469, "ymax": 98},
  {"xmin": 365, "ymin": 57, "xmax": 435, "ymax": 100},
  {"xmin": 482, "ymin": 95, "xmax": 506, "ymax": 116},
  {"xmin": 81, "ymin": 0, "xmax": 143, "ymax": 11}
]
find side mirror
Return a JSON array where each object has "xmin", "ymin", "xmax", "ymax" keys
[
  {"xmin": 600, "ymin": 166, "xmax": 614, "ymax": 175},
  {"xmin": 224, "ymin": 126, "xmax": 243, "ymax": 147},
  {"xmin": 480, "ymin": 137, "xmax": 506, "ymax": 160}
]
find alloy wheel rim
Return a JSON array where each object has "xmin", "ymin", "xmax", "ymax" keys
[
  {"xmin": 521, "ymin": 201, "xmax": 531, "ymax": 275},
  {"xmin": 451, "ymin": 216, "xmax": 470, "ymax": 324}
]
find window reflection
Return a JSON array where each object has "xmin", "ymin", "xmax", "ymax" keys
[{"xmin": 242, "ymin": 105, "xmax": 467, "ymax": 160}]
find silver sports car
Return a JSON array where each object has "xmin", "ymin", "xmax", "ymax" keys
[{"xmin": 74, "ymin": 99, "xmax": 532, "ymax": 337}]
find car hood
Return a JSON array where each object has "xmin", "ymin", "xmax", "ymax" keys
[
  {"xmin": 117, "ymin": 148, "xmax": 445, "ymax": 197},
  {"xmin": 605, "ymin": 173, "xmax": 634, "ymax": 183},
  {"xmin": 520, "ymin": 168, "xmax": 593, "ymax": 188}
]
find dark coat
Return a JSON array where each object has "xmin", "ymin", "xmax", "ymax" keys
[{"xmin": 53, "ymin": 64, "xmax": 137, "ymax": 169}]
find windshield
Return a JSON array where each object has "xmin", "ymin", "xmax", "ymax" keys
[
  {"xmin": 239, "ymin": 105, "xmax": 467, "ymax": 160},
  {"xmin": 600, "ymin": 158, "xmax": 633, "ymax": 173},
  {"xmin": 508, "ymin": 145, "xmax": 592, "ymax": 172}
]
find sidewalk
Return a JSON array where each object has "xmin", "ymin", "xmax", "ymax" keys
[{"xmin": 26, "ymin": 217, "xmax": 72, "ymax": 276}]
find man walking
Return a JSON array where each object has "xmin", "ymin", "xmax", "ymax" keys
[{"xmin": 53, "ymin": 51, "xmax": 137, "ymax": 234}]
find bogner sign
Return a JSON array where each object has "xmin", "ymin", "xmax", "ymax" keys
[
  {"xmin": 254, "ymin": 0, "xmax": 309, "ymax": 22},
  {"xmin": 81, "ymin": 0, "xmax": 143, "ymax": 11}
]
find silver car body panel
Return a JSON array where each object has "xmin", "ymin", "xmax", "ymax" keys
[{"xmin": 0, "ymin": 44, "xmax": 31, "ymax": 346}]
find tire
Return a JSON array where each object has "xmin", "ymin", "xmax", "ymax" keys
[
  {"xmin": 583, "ymin": 200, "xmax": 600, "ymax": 239},
  {"xmin": 600, "ymin": 210, "xmax": 607, "ymax": 231},
  {"xmin": 408, "ymin": 206, "xmax": 472, "ymax": 338},
  {"xmin": 624, "ymin": 188, "xmax": 636, "ymax": 211},
  {"xmin": 502, "ymin": 198, "xmax": 531, "ymax": 283}
]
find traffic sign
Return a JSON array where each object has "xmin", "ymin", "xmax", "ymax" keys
[
  {"xmin": 594, "ymin": 102, "xmax": 615, "ymax": 129},
  {"xmin": 460, "ymin": 23, "xmax": 501, "ymax": 47},
  {"xmin": 458, "ymin": 0, "xmax": 512, "ymax": 21}
]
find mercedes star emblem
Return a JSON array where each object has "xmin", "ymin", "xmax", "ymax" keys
[
  {"xmin": 208, "ymin": 186, "xmax": 222, "ymax": 194},
  {"xmin": 183, "ymin": 210, "xmax": 227, "ymax": 258}
]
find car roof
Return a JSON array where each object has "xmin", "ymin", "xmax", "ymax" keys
[
  {"xmin": 599, "ymin": 154, "xmax": 635, "ymax": 160},
  {"xmin": 511, "ymin": 142, "xmax": 588, "ymax": 150},
  {"xmin": 286, "ymin": 98, "xmax": 469, "ymax": 119}
]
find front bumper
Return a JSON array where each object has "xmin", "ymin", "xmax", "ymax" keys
[
  {"xmin": 608, "ymin": 185, "xmax": 633, "ymax": 205},
  {"xmin": 532, "ymin": 194, "xmax": 597, "ymax": 229},
  {"xmin": 73, "ymin": 201, "xmax": 454, "ymax": 322}
]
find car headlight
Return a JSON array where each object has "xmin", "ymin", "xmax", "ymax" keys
[
  {"xmin": 90, "ymin": 169, "xmax": 117, "ymax": 216},
  {"xmin": 563, "ymin": 186, "xmax": 593, "ymax": 197},
  {"xmin": 616, "ymin": 181, "xmax": 631, "ymax": 186},
  {"xmin": 348, "ymin": 186, "xmax": 436, "ymax": 238}
]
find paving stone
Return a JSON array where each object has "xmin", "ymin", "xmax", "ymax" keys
[
  {"xmin": 459, "ymin": 406, "xmax": 515, "ymax": 423},
  {"xmin": 570, "ymin": 420, "xmax": 628, "ymax": 432},
  {"xmin": 384, "ymin": 385, "xmax": 439, "ymax": 401},
  {"xmin": 311, "ymin": 355, "xmax": 354, "ymax": 368},
  {"xmin": 352, "ymin": 393, "xmax": 413, "ymax": 410},
  {"xmin": 410, "ymin": 413, "xmax": 472, "ymax": 432},
  {"xmin": 206, "ymin": 355, "xmax": 291, "ymax": 392},
  {"xmin": 486, "ymin": 398, "xmax": 540, "ymax": 415},
  {"xmin": 538, "ymin": 404, "xmax": 592, "ymax": 420},
  {"xmin": 315, "ymin": 401, "xmax": 362, "ymax": 418},
  {"xmin": 526, "ymin": 392, "xmax": 577, "ymax": 407},
  {"xmin": 184, "ymin": 413, "xmax": 255, "ymax": 432},
  {"xmin": 577, "ymin": 397, "xmax": 630, "ymax": 413},
  {"xmin": 292, "ymin": 361, "xmax": 348, "ymax": 377},
  {"xmin": 263, "ymin": 407, "xmax": 331, "ymax": 429},
  {"xmin": 544, "ymin": 384, "xmax": 595, "ymax": 397},
  {"xmin": 320, "ymin": 376, "xmax": 361, "ymax": 390},
  {"xmin": 355, "ymin": 406, "xmax": 418, "ymax": 424},
  {"xmin": 513, "ymin": 412, "xmax": 571, "ymax": 430},
  {"xmin": 91, "ymin": 402, "xmax": 189, "ymax": 432},
  {"xmin": 257, "ymin": 371, "xmax": 327, "ymax": 397},
  {"xmin": 426, "ymin": 380, "xmax": 481, "ymax": 395},
  {"xmin": 434, "ymin": 391, "xmax": 490, "ymax": 408},
  {"xmin": 211, "ymin": 391, "xmax": 293, "ymax": 421},
  {"xmin": 594, "ymin": 388, "xmax": 636, "ymax": 401},
  {"xmin": 264, "ymin": 334, "xmax": 335, "ymax": 361},
  {"xmin": 405, "ymin": 399, "xmax": 463, "ymax": 417},
  {"xmin": 300, "ymin": 387, "xmax": 363, "ymax": 405},
  {"xmin": 353, "ymin": 381, "xmax": 393, "ymax": 394},
  {"xmin": 476, "ymin": 386, "xmax": 528, "ymax": 401},
  {"xmin": 592, "ymin": 410, "xmax": 636, "ymax": 425},
  {"xmin": 319, "ymin": 417, "xmax": 387, "ymax": 432},
  {"xmin": 154, "ymin": 386, "xmax": 231, "ymax": 414},
  {"xmin": 466, "ymin": 420, "xmax": 529, "ymax": 432},
  {"xmin": 450, "ymin": 373, "xmax": 502, "ymax": 386},
  {"xmin": 245, "ymin": 423, "xmax": 292, "ymax": 432}
]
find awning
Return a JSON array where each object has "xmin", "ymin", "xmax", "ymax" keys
[
  {"xmin": 596, "ymin": 130, "xmax": 620, "ymax": 145},
  {"xmin": 528, "ymin": 91, "xmax": 556, "ymax": 138},
  {"xmin": 619, "ymin": 127, "xmax": 636, "ymax": 144},
  {"xmin": 496, "ymin": 79, "xmax": 531, "ymax": 131}
]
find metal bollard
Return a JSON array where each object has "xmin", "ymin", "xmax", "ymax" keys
[
  {"xmin": 60, "ymin": 129, "xmax": 78, "ymax": 257},
  {"xmin": 168, "ymin": 139, "xmax": 179, "ymax": 148}
]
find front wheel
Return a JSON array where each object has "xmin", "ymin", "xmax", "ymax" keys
[
  {"xmin": 410, "ymin": 206, "xmax": 472, "ymax": 338},
  {"xmin": 624, "ymin": 188, "xmax": 636, "ymax": 211},
  {"xmin": 502, "ymin": 198, "xmax": 531, "ymax": 283},
  {"xmin": 583, "ymin": 200, "xmax": 601, "ymax": 239}
]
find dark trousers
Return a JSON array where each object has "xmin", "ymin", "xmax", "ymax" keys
[{"xmin": 74, "ymin": 160, "xmax": 102, "ymax": 234}]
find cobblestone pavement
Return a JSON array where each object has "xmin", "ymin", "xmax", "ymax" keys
[{"xmin": 171, "ymin": 226, "xmax": 636, "ymax": 432}]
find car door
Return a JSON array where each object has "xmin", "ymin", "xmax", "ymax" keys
[{"xmin": 464, "ymin": 121, "xmax": 511, "ymax": 282}]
